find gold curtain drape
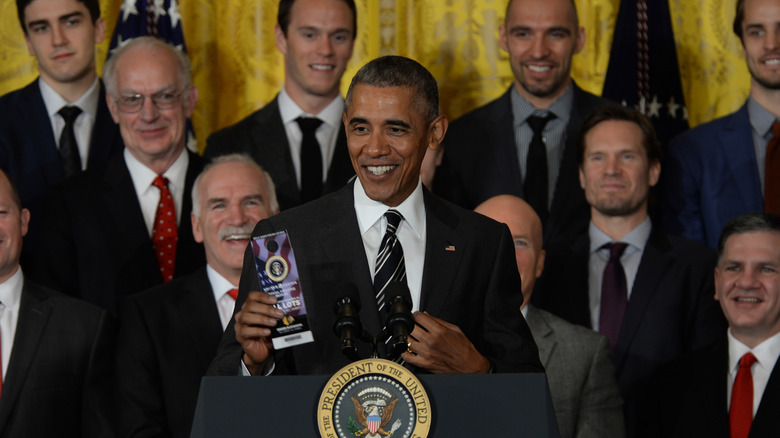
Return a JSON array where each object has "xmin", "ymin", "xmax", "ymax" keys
[{"xmin": 0, "ymin": 0, "xmax": 752, "ymax": 151}]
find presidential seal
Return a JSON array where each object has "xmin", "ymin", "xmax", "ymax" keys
[
  {"xmin": 265, "ymin": 255, "xmax": 289, "ymax": 282},
  {"xmin": 318, "ymin": 359, "xmax": 431, "ymax": 438}
]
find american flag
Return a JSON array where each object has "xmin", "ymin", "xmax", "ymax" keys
[{"xmin": 108, "ymin": 0, "xmax": 187, "ymax": 55}]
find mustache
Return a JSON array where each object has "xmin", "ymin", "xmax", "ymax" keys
[{"xmin": 218, "ymin": 225, "xmax": 254, "ymax": 241}]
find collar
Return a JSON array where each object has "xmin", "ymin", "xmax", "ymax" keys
[
  {"xmin": 277, "ymin": 87, "xmax": 344, "ymax": 131},
  {"xmin": 0, "ymin": 268, "xmax": 24, "ymax": 312},
  {"xmin": 747, "ymin": 96, "xmax": 777, "ymax": 139},
  {"xmin": 124, "ymin": 147, "xmax": 189, "ymax": 195},
  {"xmin": 510, "ymin": 82, "xmax": 574, "ymax": 126},
  {"xmin": 353, "ymin": 178, "xmax": 425, "ymax": 238},
  {"xmin": 206, "ymin": 264, "xmax": 238, "ymax": 302},
  {"xmin": 39, "ymin": 76, "xmax": 100, "ymax": 119},
  {"xmin": 589, "ymin": 216, "xmax": 652, "ymax": 253},
  {"xmin": 728, "ymin": 329, "xmax": 780, "ymax": 374}
]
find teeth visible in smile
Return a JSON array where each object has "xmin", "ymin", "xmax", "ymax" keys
[
  {"xmin": 528, "ymin": 65, "xmax": 551, "ymax": 72},
  {"xmin": 311, "ymin": 64, "xmax": 334, "ymax": 71},
  {"xmin": 736, "ymin": 297, "xmax": 761, "ymax": 303},
  {"xmin": 224, "ymin": 234, "xmax": 251, "ymax": 241},
  {"xmin": 367, "ymin": 165, "xmax": 396, "ymax": 175}
]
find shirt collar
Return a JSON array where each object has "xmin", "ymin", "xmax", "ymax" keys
[
  {"xmin": 747, "ymin": 95, "xmax": 777, "ymax": 139},
  {"xmin": 511, "ymin": 82, "xmax": 574, "ymax": 126},
  {"xmin": 353, "ymin": 178, "xmax": 425, "ymax": 238},
  {"xmin": 39, "ymin": 76, "xmax": 100, "ymax": 119},
  {"xmin": 728, "ymin": 329, "xmax": 780, "ymax": 374},
  {"xmin": 0, "ymin": 268, "xmax": 24, "ymax": 312},
  {"xmin": 277, "ymin": 87, "xmax": 344, "ymax": 131},
  {"xmin": 124, "ymin": 147, "xmax": 189, "ymax": 195},
  {"xmin": 589, "ymin": 216, "xmax": 652, "ymax": 253},
  {"xmin": 206, "ymin": 264, "xmax": 238, "ymax": 303}
]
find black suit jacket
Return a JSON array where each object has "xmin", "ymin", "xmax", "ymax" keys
[
  {"xmin": 533, "ymin": 226, "xmax": 727, "ymax": 438},
  {"xmin": 208, "ymin": 183, "xmax": 542, "ymax": 376},
  {"xmin": 116, "ymin": 267, "xmax": 222, "ymax": 438},
  {"xmin": 31, "ymin": 151, "xmax": 205, "ymax": 314},
  {"xmin": 0, "ymin": 79, "xmax": 123, "ymax": 260},
  {"xmin": 0, "ymin": 278, "xmax": 113, "ymax": 437},
  {"xmin": 650, "ymin": 337, "xmax": 780, "ymax": 438},
  {"xmin": 433, "ymin": 83, "xmax": 608, "ymax": 249},
  {"xmin": 203, "ymin": 95, "xmax": 355, "ymax": 210}
]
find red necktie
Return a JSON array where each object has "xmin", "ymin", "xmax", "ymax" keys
[
  {"xmin": 227, "ymin": 288, "xmax": 239, "ymax": 300},
  {"xmin": 730, "ymin": 352, "xmax": 758, "ymax": 438},
  {"xmin": 152, "ymin": 175, "xmax": 177, "ymax": 282},
  {"xmin": 766, "ymin": 121, "xmax": 780, "ymax": 214}
]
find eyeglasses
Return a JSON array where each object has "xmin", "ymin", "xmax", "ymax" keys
[{"xmin": 116, "ymin": 90, "xmax": 183, "ymax": 113}]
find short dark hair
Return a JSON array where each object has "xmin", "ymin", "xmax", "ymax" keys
[
  {"xmin": 278, "ymin": 0, "xmax": 357, "ymax": 37},
  {"xmin": 345, "ymin": 55, "xmax": 440, "ymax": 125},
  {"xmin": 734, "ymin": 0, "xmax": 746, "ymax": 44},
  {"xmin": 577, "ymin": 103, "xmax": 662, "ymax": 166},
  {"xmin": 17, "ymin": 0, "xmax": 101, "ymax": 34},
  {"xmin": 717, "ymin": 212, "xmax": 780, "ymax": 262}
]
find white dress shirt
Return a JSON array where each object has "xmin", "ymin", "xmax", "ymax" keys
[
  {"xmin": 0, "ymin": 268, "xmax": 24, "ymax": 381},
  {"xmin": 206, "ymin": 265, "xmax": 238, "ymax": 329},
  {"xmin": 39, "ymin": 76, "xmax": 100, "ymax": 170},
  {"xmin": 726, "ymin": 329, "xmax": 780, "ymax": 416},
  {"xmin": 277, "ymin": 87, "xmax": 343, "ymax": 188},
  {"xmin": 124, "ymin": 148, "xmax": 189, "ymax": 236}
]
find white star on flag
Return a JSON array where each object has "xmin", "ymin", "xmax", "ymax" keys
[{"xmin": 120, "ymin": 0, "xmax": 138, "ymax": 22}]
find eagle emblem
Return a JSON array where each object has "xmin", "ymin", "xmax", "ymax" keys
[{"xmin": 349, "ymin": 387, "xmax": 402, "ymax": 437}]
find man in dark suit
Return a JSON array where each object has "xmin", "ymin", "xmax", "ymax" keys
[
  {"xmin": 652, "ymin": 212, "xmax": 780, "ymax": 438},
  {"xmin": 31, "ymin": 37, "xmax": 205, "ymax": 314},
  {"xmin": 0, "ymin": 169, "xmax": 113, "ymax": 437},
  {"xmin": 203, "ymin": 0, "xmax": 356, "ymax": 210},
  {"xmin": 116, "ymin": 154, "xmax": 279, "ymax": 438},
  {"xmin": 476, "ymin": 195, "xmax": 624, "ymax": 438},
  {"xmin": 208, "ymin": 55, "xmax": 542, "ymax": 377},
  {"xmin": 433, "ymin": 0, "xmax": 608, "ymax": 249},
  {"xmin": 0, "ymin": 0, "xmax": 123, "ymax": 261},
  {"xmin": 532, "ymin": 104, "xmax": 726, "ymax": 438},
  {"xmin": 661, "ymin": 0, "xmax": 780, "ymax": 248}
]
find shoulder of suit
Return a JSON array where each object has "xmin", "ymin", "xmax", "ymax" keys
[
  {"xmin": 668, "ymin": 102, "xmax": 748, "ymax": 150},
  {"xmin": 24, "ymin": 278, "xmax": 108, "ymax": 318},
  {"xmin": 657, "ymin": 230, "xmax": 717, "ymax": 262}
]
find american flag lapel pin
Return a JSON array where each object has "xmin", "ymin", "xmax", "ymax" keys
[{"xmin": 445, "ymin": 243, "xmax": 456, "ymax": 252}]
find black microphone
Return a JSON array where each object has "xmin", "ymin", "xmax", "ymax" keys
[
  {"xmin": 332, "ymin": 283, "xmax": 362, "ymax": 362},
  {"xmin": 384, "ymin": 282, "xmax": 415, "ymax": 359}
]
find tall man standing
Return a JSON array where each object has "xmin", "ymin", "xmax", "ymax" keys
[
  {"xmin": 208, "ymin": 56, "xmax": 542, "ymax": 377},
  {"xmin": 0, "ymin": 0, "xmax": 123, "ymax": 258},
  {"xmin": 533, "ymin": 104, "xmax": 726, "ymax": 437},
  {"xmin": 434, "ymin": 0, "xmax": 608, "ymax": 249},
  {"xmin": 32, "ymin": 37, "xmax": 205, "ymax": 314},
  {"xmin": 204, "ymin": 0, "xmax": 356, "ymax": 210}
]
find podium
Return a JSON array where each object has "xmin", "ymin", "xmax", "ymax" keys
[{"xmin": 191, "ymin": 373, "xmax": 560, "ymax": 437}]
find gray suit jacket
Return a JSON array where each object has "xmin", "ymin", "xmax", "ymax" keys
[{"xmin": 526, "ymin": 305, "xmax": 625, "ymax": 438}]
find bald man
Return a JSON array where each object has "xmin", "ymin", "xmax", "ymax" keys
[{"xmin": 476, "ymin": 195, "xmax": 624, "ymax": 438}]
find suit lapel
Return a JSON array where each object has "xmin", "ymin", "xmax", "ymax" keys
[
  {"xmin": 253, "ymin": 98, "xmax": 301, "ymax": 207},
  {"xmin": 87, "ymin": 80, "xmax": 122, "ymax": 167},
  {"xmin": 720, "ymin": 105, "xmax": 763, "ymax": 211},
  {"xmin": 103, "ymin": 154, "xmax": 152, "ymax": 254},
  {"xmin": 18, "ymin": 81, "xmax": 64, "ymax": 185},
  {"xmin": 174, "ymin": 152, "xmax": 205, "ymax": 276},
  {"xmin": 751, "ymin": 351, "xmax": 780, "ymax": 437},
  {"xmin": 525, "ymin": 306, "xmax": 554, "ymax": 367},
  {"xmin": 0, "ymin": 282, "xmax": 52, "ymax": 434},
  {"xmin": 175, "ymin": 269, "xmax": 224, "ymax": 363}
]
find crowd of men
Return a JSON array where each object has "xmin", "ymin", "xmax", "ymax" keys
[{"xmin": 0, "ymin": 0, "xmax": 778, "ymax": 437}]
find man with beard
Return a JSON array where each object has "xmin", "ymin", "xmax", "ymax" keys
[
  {"xmin": 662, "ymin": 0, "xmax": 780, "ymax": 248},
  {"xmin": 433, "ymin": 0, "xmax": 608, "ymax": 249},
  {"xmin": 532, "ymin": 104, "xmax": 726, "ymax": 438},
  {"xmin": 115, "ymin": 154, "xmax": 279, "ymax": 438}
]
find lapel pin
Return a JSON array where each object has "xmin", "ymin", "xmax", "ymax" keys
[{"xmin": 445, "ymin": 244, "xmax": 455, "ymax": 252}]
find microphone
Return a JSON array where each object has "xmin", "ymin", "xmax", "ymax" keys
[
  {"xmin": 383, "ymin": 282, "xmax": 415, "ymax": 359},
  {"xmin": 332, "ymin": 283, "xmax": 363, "ymax": 362}
]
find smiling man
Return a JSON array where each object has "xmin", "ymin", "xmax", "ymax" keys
[
  {"xmin": 208, "ymin": 56, "xmax": 542, "ymax": 378},
  {"xmin": 663, "ymin": 0, "xmax": 780, "ymax": 248},
  {"xmin": 204, "ymin": 0, "xmax": 357, "ymax": 210},
  {"xmin": 31, "ymin": 37, "xmax": 205, "ymax": 314},
  {"xmin": 532, "ymin": 104, "xmax": 726, "ymax": 438},
  {"xmin": 116, "ymin": 154, "xmax": 278, "ymax": 438},
  {"xmin": 433, "ymin": 0, "xmax": 608, "ymax": 250},
  {"xmin": 0, "ymin": 0, "xmax": 123, "ymax": 262}
]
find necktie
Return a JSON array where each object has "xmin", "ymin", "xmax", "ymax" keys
[
  {"xmin": 765, "ymin": 121, "xmax": 780, "ymax": 214},
  {"xmin": 374, "ymin": 210, "xmax": 407, "ymax": 321},
  {"xmin": 152, "ymin": 175, "xmax": 177, "ymax": 282},
  {"xmin": 296, "ymin": 117, "xmax": 324, "ymax": 203},
  {"xmin": 58, "ymin": 106, "xmax": 83, "ymax": 178},
  {"xmin": 525, "ymin": 114, "xmax": 556, "ymax": 224},
  {"xmin": 227, "ymin": 288, "xmax": 239, "ymax": 300},
  {"xmin": 730, "ymin": 352, "xmax": 758, "ymax": 438},
  {"xmin": 599, "ymin": 242, "xmax": 628, "ymax": 351}
]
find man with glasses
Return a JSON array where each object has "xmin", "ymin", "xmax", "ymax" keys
[{"xmin": 31, "ymin": 37, "xmax": 205, "ymax": 314}]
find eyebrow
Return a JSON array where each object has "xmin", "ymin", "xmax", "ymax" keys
[
  {"xmin": 508, "ymin": 25, "xmax": 572, "ymax": 36},
  {"xmin": 27, "ymin": 11, "xmax": 85, "ymax": 29}
]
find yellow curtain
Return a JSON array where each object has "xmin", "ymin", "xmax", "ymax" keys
[{"xmin": 0, "ymin": 0, "xmax": 753, "ymax": 149}]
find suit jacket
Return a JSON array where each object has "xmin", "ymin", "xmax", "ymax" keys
[
  {"xmin": 203, "ymin": 95, "xmax": 355, "ymax": 210},
  {"xmin": 0, "ymin": 278, "xmax": 114, "ymax": 438},
  {"xmin": 0, "ymin": 79, "xmax": 123, "ymax": 260},
  {"xmin": 433, "ymin": 83, "xmax": 608, "ymax": 249},
  {"xmin": 30, "ymin": 151, "xmax": 205, "ymax": 314},
  {"xmin": 649, "ymin": 337, "xmax": 780, "ymax": 438},
  {"xmin": 208, "ymin": 183, "xmax": 543, "ymax": 376},
  {"xmin": 661, "ymin": 103, "xmax": 761, "ymax": 248},
  {"xmin": 116, "ymin": 267, "xmax": 222, "ymax": 438},
  {"xmin": 532, "ymin": 226, "xmax": 727, "ymax": 438},
  {"xmin": 525, "ymin": 305, "xmax": 624, "ymax": 438}
]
